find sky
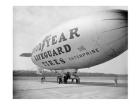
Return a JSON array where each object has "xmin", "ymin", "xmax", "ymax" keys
[{"xmin": 13, "ymin": 6, "xmax": 128, "ymax": 74}]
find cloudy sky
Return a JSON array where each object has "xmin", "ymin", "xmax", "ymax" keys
[{"xmin": 13, "ymin": 6, "xmax": 127, "ymax": 74}]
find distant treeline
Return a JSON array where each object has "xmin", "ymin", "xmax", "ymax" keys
[{"xmin": 13, "ymin": 70, "xmax": 127, "ymax": 77}]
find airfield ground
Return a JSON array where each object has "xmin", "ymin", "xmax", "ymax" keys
[{"xmin": 13, "ymin": 76, "xmax": 128, "ymax": 99}]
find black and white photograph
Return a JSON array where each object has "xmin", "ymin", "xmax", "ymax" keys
[{"xmin": 13, "ymin": 6, "xmax": 128, "ymax": 99}]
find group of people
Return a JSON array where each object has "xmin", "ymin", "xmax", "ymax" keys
[
  {"xmin": 41, "ymin": 72, "xmax": 118, "ymax": 86},
  {"xmin": 57, "ymin": 72, "xmax": 71, "ymax": 84}
]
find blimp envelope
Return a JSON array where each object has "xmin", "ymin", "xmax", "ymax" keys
[{"xmin": 31, "ymin": 9, "xmax": 128, "ymax": 70}]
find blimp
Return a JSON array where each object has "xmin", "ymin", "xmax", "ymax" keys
[{"xmin": 20, "ymin": 9, "xmax": 128, "ymax": 83}]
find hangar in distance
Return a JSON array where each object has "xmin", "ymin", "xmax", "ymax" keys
[{"xmin": 20, "ymin": 9, "xmax": 128, "ymax": 83}]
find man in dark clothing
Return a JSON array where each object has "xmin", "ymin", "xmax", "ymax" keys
[
  {"xmin": 57, "ymin": 75, "xmax": 63, "ymax": 84},
  {"xmin": 66, "ymin": 72, "xmax": 71, "ymax": 79},
  {"xmin": 64, "ymin": 75, "xmax": 67, "ymax": 84}
]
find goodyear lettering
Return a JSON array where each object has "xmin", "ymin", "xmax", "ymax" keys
[
  {"xmin": 59, "ymin": 32, "xmax": 67, "ymax": 43},
  {"xmin": 45, "ymin": 35, "xmax": 51, "ymax": 47},
  {"xmin": 69, "ymin": 27, "xmax": 80, "ymax": 39},
  {"xmin": 52, "ymin": 35, "xmax": 57, "ymax": 45},
  {"xmin": 33, "ymin": 27, "xmax": 80, "ymax": 53}
]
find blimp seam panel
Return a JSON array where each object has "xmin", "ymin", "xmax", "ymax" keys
[{"xmin": 102, "ymin": 26, "xmax": 128, "ymax": 33}]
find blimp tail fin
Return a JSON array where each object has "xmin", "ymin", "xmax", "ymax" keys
[{"xmin": 20, "ymin": 53, "xmax": 32, "ymax": 57}]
